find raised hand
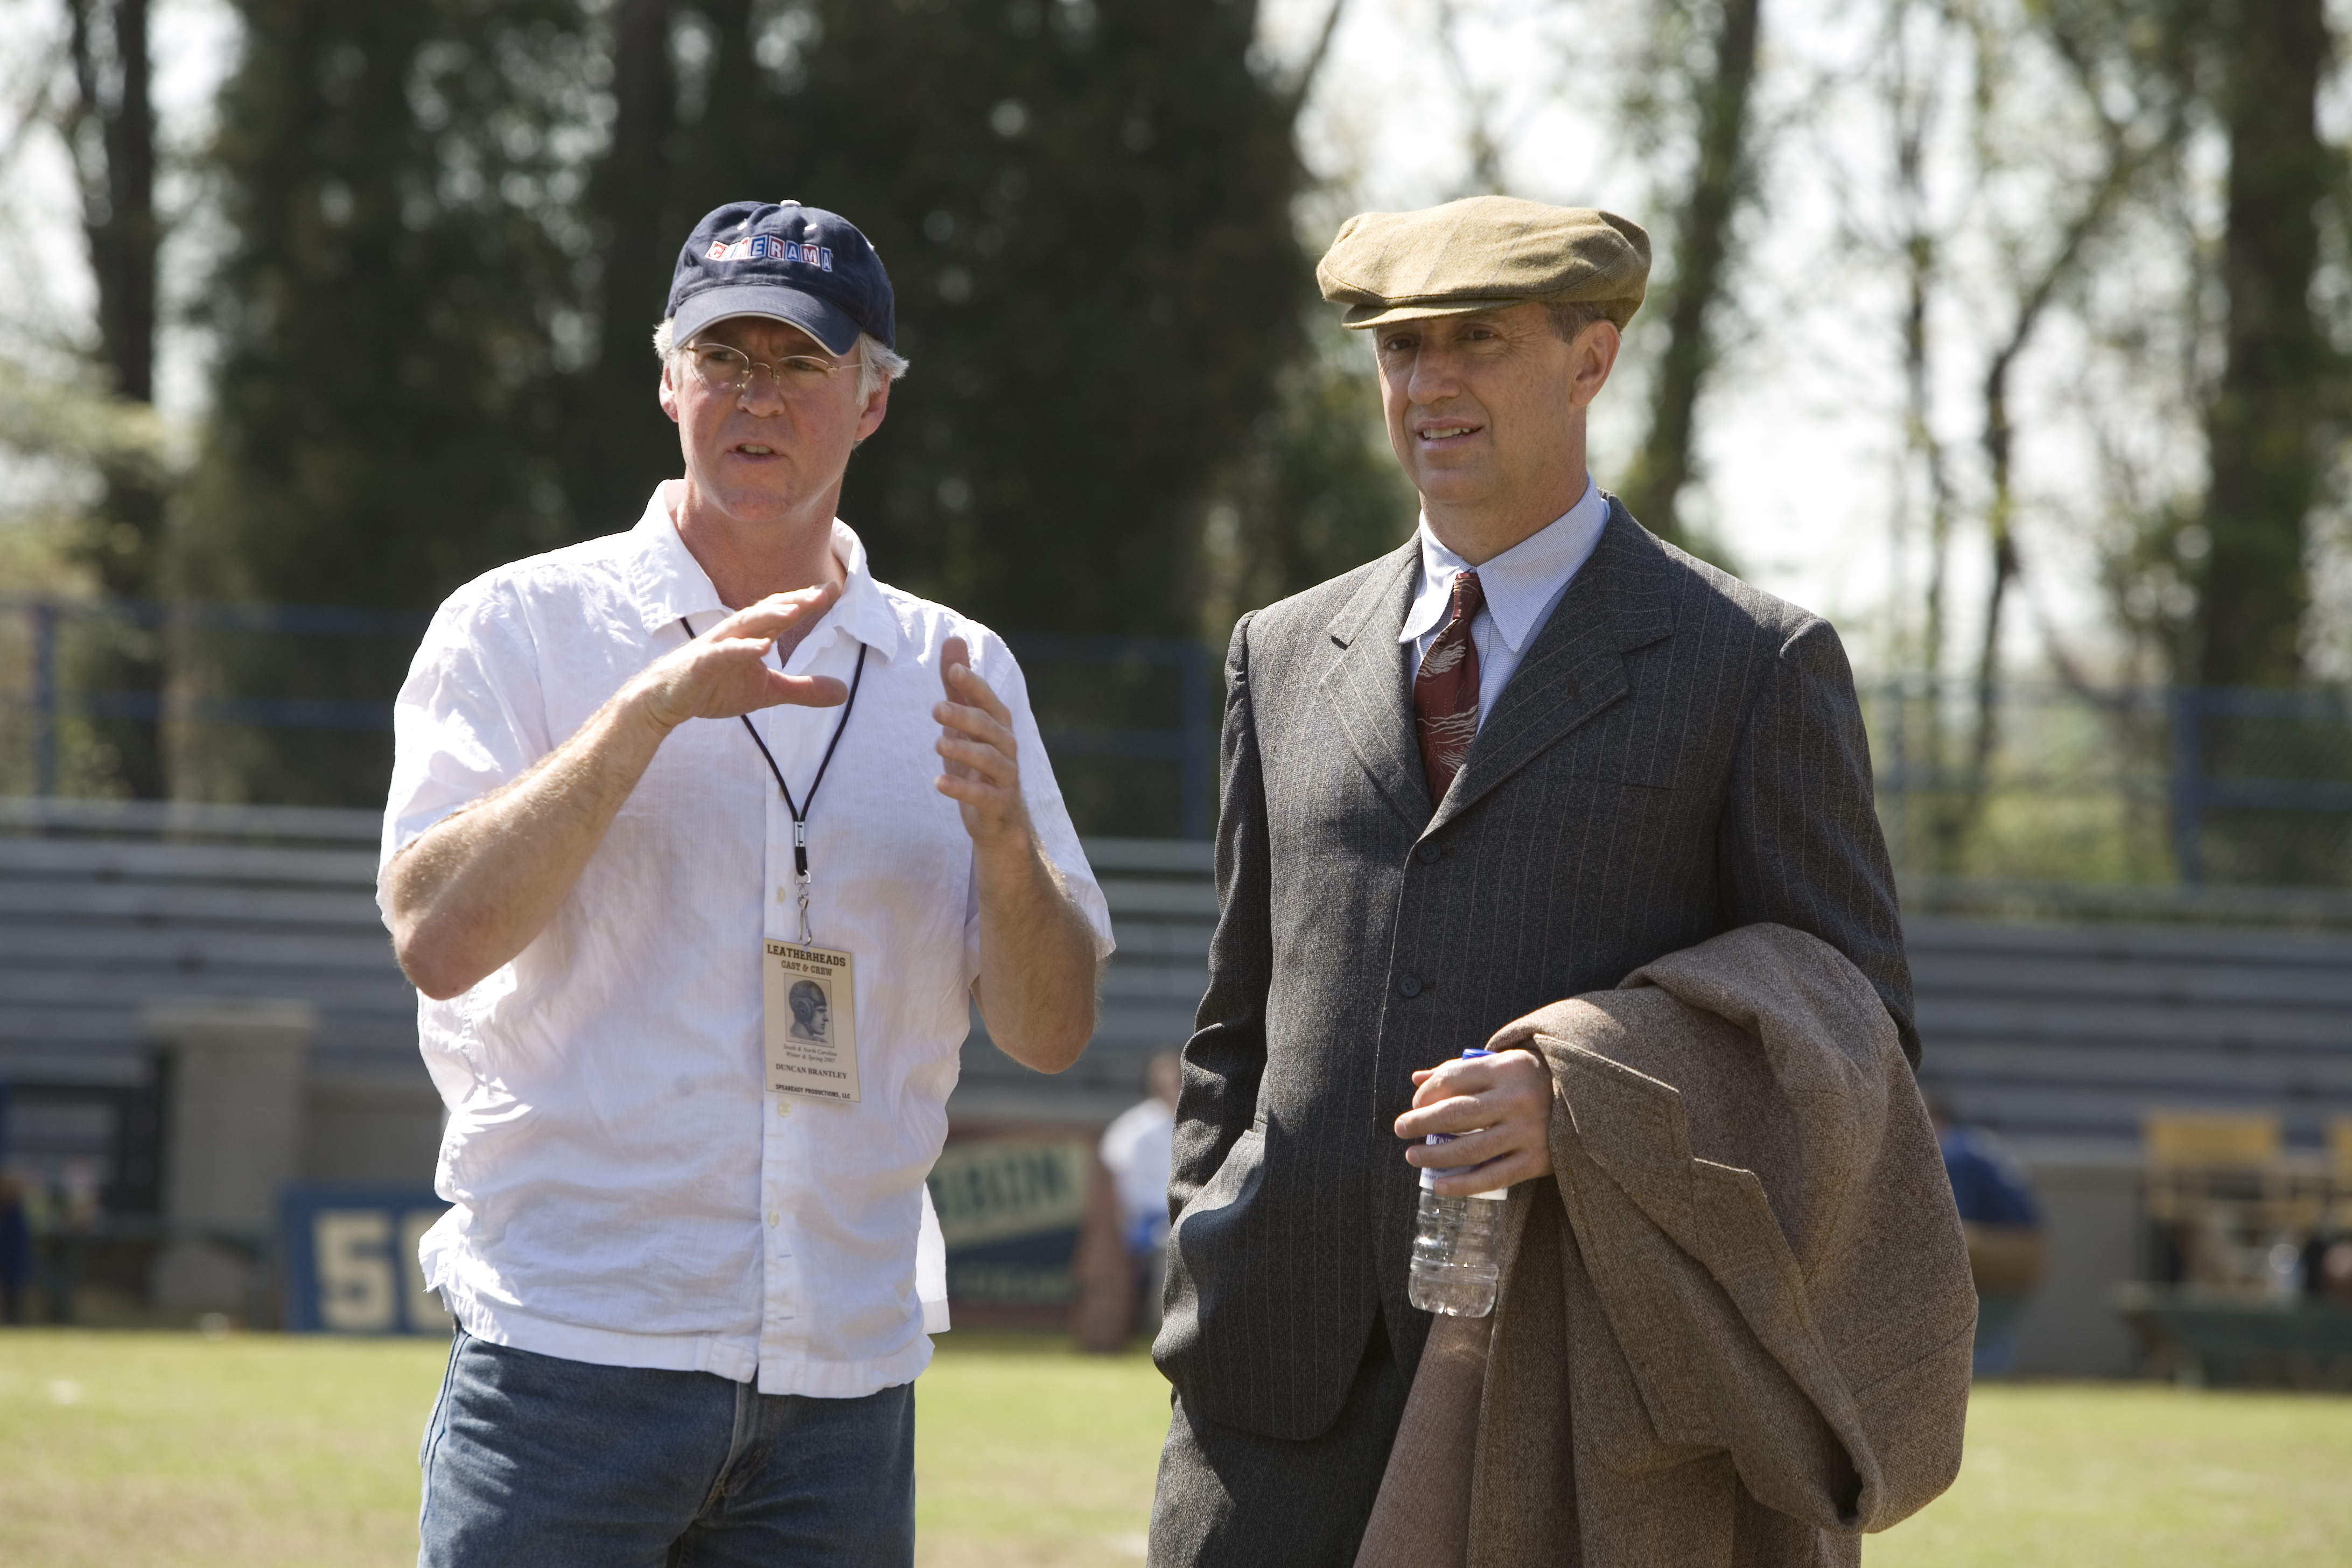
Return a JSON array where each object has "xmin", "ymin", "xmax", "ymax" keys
[
  {"xmin": 637, "ymin": 584, "xmax": 850, "ymax": 730},
  {"xmin": 933, "ymin": 635, "xmax": 1031, "ymax": 851},
  {"xmin": 934, "ymin": 635, "xmax": 1099, "ymax": 1073},
  {"xmin": 389, "ymin": 579, "xmax": 850, "ymax": 1002}
]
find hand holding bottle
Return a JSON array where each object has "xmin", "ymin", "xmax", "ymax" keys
[
  {"xmin": 1404, "ymin": 1048, "xmax": 1527, "ymax": 1317},
  {"xmin": 1395, "ymin": 1044, "xmax": 1556, "ymax": 1195}
]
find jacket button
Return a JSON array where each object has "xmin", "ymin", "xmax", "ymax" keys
[
  {"xmin": 1416, "ymin": 842, "xmax": 1443, "ymax": 864},
  {"xmin": 1398, "ymin": 974, "xmax": 1423, "ymax": 998}
]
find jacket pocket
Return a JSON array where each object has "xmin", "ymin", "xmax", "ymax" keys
[{"xmin": 1173, "ymin": 1110, "xmax": 1268, "ymax": 1231}]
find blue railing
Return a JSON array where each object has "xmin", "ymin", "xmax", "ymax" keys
[
  {"xmin": 2165, "ymin": 687, "xmax": 2352, "ymax": 881},
  {"xmin": 1004, "ymin": 633, "xmax": 1215, "ymax": 840},
  {"xmin": 1867, "ymin": 677, "xmax": 2352, "ymax": 885},
  {"xmin": 20, "ymin": 599, "xmax": 2351, "ymax": 868},
  {"xmin": 4, "ymin": 597, "xmax": 1221, "ymax": 839}
]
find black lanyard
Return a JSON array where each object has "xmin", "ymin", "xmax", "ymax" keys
[{"xmin": 678, "ymin": 615, "xmax": 869, "ymax": 885}]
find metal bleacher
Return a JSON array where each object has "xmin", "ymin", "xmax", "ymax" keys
[
  {"xmin": 13, "ymin": 793, "xmax": 2348, "ymax": 1374},
  {"xmin": 0, "ymin": 799, "xmax": 414, "ymax": 1094},
  {"xmin": 953, "ymin": 836, "xmax": 1215, "ymax": 1126},
  {"xmin": 0, "ymin": 800, "xmax": 1215, "ymax": 1197},
  {"xmin": 6, "ymin": 794, "xmax": 2352, "ymax": 1190},
  {"xmin": 1908, "ymin": 910, "xmax": 2352, "ymax": 1158}
]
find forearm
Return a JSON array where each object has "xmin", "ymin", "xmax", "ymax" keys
[
  {"xmin": 386, "ymin": 684, "xmax": 673, "ymax": 999},
  {"xmin": 387, "ymin": 586, "xmax": 848, "ymax": 1000},
  {"xmin": 971, "ymin": 833, "xmax": 1100, "ymax": 1072}
]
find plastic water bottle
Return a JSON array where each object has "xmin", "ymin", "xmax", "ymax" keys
[{"xmin": 1408, "ymin": 1047, "xmax": 1511, "ymax": 1317}]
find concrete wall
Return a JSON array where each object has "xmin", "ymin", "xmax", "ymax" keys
[
  {"xmin": 144, "ymin": 998, "xmax": 316, "ymax": 1310},
  {"xmin": 139, "ymin": 999, "xmax": 446, "ymax": 1314},
  {"xmin": 2007, "ymin": 1146, "xmax": 2147, "ymax": 1378}
]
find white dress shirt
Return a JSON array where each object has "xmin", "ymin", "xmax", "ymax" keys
[
  {"xmin": 380, "ymin": 483, "xmax": 1114, "ymax": 1398},
  {"xmin": 1399, "ymin": 477, "xmax": 1610, "ymax": 723}
]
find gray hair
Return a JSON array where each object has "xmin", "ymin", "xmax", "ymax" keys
[
  {"xmin": 1543, "ymin": 299, "xmax": 1613, "ymax": 342},
  {"xmin": 653, "ymin": 317, "xmax": 909, "ymax": 402}
]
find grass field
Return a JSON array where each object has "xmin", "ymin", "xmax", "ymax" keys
[{"xmin": 3, "ymin": 1327, "xmax": 2349, "ymax": 1566}]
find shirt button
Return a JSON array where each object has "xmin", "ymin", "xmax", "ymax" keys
[
  {"xmin": 767, "ymin": 1212, "xmax": 780, "ymax": 1227},
  {"xmin": 1398, "ymin": 974, "xmax": 1423, "ymax": 999},
  {"xmin": 776, "ymin": 1099, "xmax": 792, "ymax": 1117},
  {"xmin": 1416, "ymin": 842, "xmax": 1443, "ymax": 864}
]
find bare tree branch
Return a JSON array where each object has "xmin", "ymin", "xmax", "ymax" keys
[
  {"xmin": 0, "ymin": 40, "xmax": 66, "ymax": 176},
  {"xmin": 1282, "ymin": 0, "xmax": 1351, "ymax": 122},
  {"xmin": 1433, "ymin": 0, "xmax": 1506, "ymax": 194},
  {"xmin": 1940, "ymin": 4, "xmax": 2183, "ymax": 866}
]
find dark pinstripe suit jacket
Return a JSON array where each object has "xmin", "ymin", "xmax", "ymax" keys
[{"xmin": 1153, "ymin": 501, "xmax": 1916, "ymax": 1443}]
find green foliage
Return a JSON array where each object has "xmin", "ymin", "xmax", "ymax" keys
[
  {"xmin": 2192, "ymin": 0, "xmax": 2333, "ymax": 689},
  {"xmin": 186, "ymin": 0, "xmax": 1312, "ymax": 645},
  {"xmin": 157, "ymin": 0, "xmax": 1331, "ymax": 803},
  {"xmin": 1199, "ymin": 309, "xmax": 1417, "ymax": 638},
  {"xmin": 171, "ymin": 0, "xmax": 602, "ymax": 802},
  {"xmin": 183, "ymin": 0, "xmax": 596, "ymax": 610},
  {"xmin": 0, "ymin": 356, "xmax": 179, "ymax": 486},
  {"xmin": 654, "ymin": 0, "xmax": 1311, "ymax": 635}
]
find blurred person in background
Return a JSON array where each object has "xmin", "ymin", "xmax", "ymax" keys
[
  {"xmin": 380, "ymin": 199, "xmax": 1110, "ymax": 1568},
  {"xmin": 2308, "ymin": 1123, "xmax": 2352, "ymax": 1305},
  {"xmin": 2314, "ymin": 1231, "xmax": 2352, "ymax": 1303},
  {"xmin": 1931, "ymin": 1097, "xmax": 2045, "ymax": 1376},
  {"xmin": 1100, "ymin": 1050, "xmax": 1181, "ymax": 1336}
]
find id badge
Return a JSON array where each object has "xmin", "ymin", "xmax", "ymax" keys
[{"xmin": 762, "ymin": 940, "xmax": 861, "ymax": 1102}]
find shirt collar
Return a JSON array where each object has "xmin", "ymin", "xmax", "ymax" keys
[
  {"xmin": 625, "ymin": 481, "xmax": 905, "ymax": 667},
  {"xmin": 1399, "ymin": 476, "xmax": 1608, "ymax": 650}
]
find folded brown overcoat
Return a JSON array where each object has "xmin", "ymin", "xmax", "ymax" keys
[{"xmin": 1364, "ymin": 923, "xmax": 1975, "ymax": 1567}]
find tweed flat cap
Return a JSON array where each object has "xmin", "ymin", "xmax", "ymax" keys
[{"xmin": 1316, "ymin": 197, "xmax": 1651, "ymax": 331}]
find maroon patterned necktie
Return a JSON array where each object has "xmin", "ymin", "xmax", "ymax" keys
[{"xmin": 1413, "ymin": 569, "xmax": 1486, "ymax": 804}]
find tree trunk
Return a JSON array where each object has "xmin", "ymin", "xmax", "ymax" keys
[
  {"xmin": 562, "ymin": 0, "xmax": 679, "ymax": 536},
  {"xmin": 2197, "ymin": 0, "xmax": 2328, "ymax": 689},
  {"xmin": 1619, "ymin": 0, "xmax": 1762, "ymax": 563},
  {"xmin": 2187, "ymin": 0, "xmax": 2330, "ymax": 883},
  {"xmin": 67, "ymin": 0, "xmax": 166, "ymax": 798},
  {"xmin": 597, "ymin": 0, "xmax": 675, "ymax": 357}
]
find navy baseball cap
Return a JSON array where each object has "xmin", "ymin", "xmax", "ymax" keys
[{"xmin": 666, "ymin": 200, "xmax": 896, "ymax": 356}]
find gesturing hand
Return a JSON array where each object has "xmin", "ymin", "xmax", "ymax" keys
[
  {"xmin": 636, "ymin": 584, "xmax": 849, "ymax": 730},
  {"xmin": 1394, "ymin": 1048, "xmax": 1555, "ymax": 1195},
  {"xmin": 934, "ymin": 635, "xmax": 1032, "ymax": 852}
]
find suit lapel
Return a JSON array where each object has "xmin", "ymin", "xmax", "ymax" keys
[
  {"xmin": 1430, "ymin": 502, "xmax": 1678, "ymax": 834},
  {"xmin": 1318, "ymin": 540, "xmax": 1430, "ymax": 830}
]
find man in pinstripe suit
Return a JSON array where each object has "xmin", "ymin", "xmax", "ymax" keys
[{"xmin": 1145, "ymin": 199, "xmax": 1917, "ymax": 1565}]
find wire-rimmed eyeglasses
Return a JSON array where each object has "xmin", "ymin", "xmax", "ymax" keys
[{"xmin": 682, "ymin": 341, "xmax": 850, "ymax": 397}]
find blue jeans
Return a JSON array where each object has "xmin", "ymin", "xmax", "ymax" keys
[{"xmin": 418, "ymin": 1329, "xmax": 915, "ymax": 1568}]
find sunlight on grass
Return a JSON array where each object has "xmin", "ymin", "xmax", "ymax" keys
[
  {"xmin": 0, "ymin": 1328, "xmax": 447, "ymax": 1568},
  {"xmin": 915, "ymin": 1331, "xmax": 1167, "ymax": 1567},
  {"xmin": 1872, "ymin": 1383, "xmax": 2352, "ymax": 1568},
  {"xmin": 5, "ymin": 1331, "xmax": 2351, "ymax": 1567}
]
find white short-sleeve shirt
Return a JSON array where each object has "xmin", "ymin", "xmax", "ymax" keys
[{"xmin": 380, "ymin": 482, "xmax": 1114, "ymax": 1397}]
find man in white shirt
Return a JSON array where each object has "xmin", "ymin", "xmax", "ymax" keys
[{"xmin": 381, "ymin": 199, "xmax": 1111, "ymax": 1568}]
